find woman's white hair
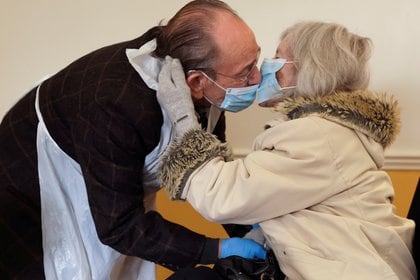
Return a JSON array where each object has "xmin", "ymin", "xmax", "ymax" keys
[{"xmin": 281, "ymin": 21, "xmax": 372, "ymax": 97}]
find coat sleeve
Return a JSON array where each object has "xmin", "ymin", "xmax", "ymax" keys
[{"xmin": 159, "ymin": 118, "xmax": 349, "ymax": 225}]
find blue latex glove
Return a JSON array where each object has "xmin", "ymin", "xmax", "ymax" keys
[
  {"xmin": 221, "ymin": 237, "xmax": 267, "ymax": 259},
  {"xmin": 252, "ymin": 224, "xmax": 260, "ymax": 229}
]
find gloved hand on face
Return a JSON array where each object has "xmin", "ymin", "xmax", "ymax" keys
[{"xmin": 157, "ymin": 56, "xmax": 200, "ymax": 138}]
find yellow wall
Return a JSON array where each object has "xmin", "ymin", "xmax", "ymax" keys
[
  {"xmin": 155, "ymin": 170, "xmax": 420, "ymax": 279},
  {"xmin": 386, "ymin": 170, "xmax": 420, "ymax": 217}
]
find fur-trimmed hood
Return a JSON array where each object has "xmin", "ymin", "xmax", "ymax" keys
[{"xmin": 274, "ymin": 90, "xmax": 400, "ymax": 148}]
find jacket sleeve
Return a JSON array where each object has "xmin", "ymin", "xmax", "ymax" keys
[{"xmin": 159, "ymin": 118, "xmax": 350, "ymax": 225}]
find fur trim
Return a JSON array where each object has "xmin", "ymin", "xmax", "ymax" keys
[
  {"xmin": 159, "ymin": 129, "xmax": 233, "ymax": 200},
  {"xmin": 275, "ymin": 90, "xmax": 400, "ymax": 148}
]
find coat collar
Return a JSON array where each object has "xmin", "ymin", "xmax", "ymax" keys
[{"xmin": 274, "ymin": 90, "xmax": 400, "ymax": 148}]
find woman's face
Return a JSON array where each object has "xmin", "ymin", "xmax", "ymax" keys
[
  {"xmin": 258, "ymin": 39, "xmax": 298, "ymax": 107},
  {"xmin": 275, "ymin": 40, "xmax": 297, "ymax": 89}
]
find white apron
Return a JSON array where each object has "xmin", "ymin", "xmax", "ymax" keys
[{"xmin": 35, "ymin": 85, "xmax": 156, "ymax": 280}]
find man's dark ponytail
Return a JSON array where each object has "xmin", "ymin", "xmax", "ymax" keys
[
  {"xmin": 140, "ymin": 25, "xmax": 167, "ymax": 59},
  {"xmin": 142, "ymin": 26, "xmax": 163, "ymax": 42}
]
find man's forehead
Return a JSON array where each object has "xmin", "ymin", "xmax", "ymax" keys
[
  {"xmin": 210, "ymin": 12, "xmax": 258, "ymax": 69},
  {"xmin": 217, "ymin": 43, "xmax": 260, "ymax": 70}
]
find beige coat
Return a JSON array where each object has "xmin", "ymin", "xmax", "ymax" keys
[{"xmin": 159, "ymin": 90, "xmax": 416, "ymax": 279}]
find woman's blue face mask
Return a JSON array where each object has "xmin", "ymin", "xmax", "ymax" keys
[
  {"xmin": 257, "ymin": 58, "xmax": 295, "ymax": 106},
  {"xmin": 194, "ymin": 70, "xmax": 258, "ymax": 112}
]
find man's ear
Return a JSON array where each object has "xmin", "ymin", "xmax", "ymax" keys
[{"xmin": 186, "ymin": 72, "xmax": 205, "ymax": 101}]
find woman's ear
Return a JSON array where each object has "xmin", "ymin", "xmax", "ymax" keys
[{"xmin": 186, "ymin": 72, "xmax": 205, "ymax": 101}]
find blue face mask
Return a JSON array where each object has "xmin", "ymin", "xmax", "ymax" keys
[
  {"xmin": 198, "ymin": 71, "xmax": 258, "ymax": 112},
  {"xmin": 257, "ymin": 58, "xmax": 295, "ymax": 106}
]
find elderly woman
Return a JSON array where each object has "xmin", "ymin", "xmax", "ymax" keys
[{"xmin": 157, "ymin": 21, "xmax": 416, "ymax": 279}]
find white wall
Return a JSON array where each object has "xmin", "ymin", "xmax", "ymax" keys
[{"xmin": 1, "ymin": 0, "xmax": 419, "ymax": 168}]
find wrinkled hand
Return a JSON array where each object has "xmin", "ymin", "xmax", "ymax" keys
[
  {"xmin": 157, "ymin": 56, "xmax": 200, "ymax": 137},
  {"xmin": 220, "ymin": 237, "xmax": 267, "ymax": 260}
]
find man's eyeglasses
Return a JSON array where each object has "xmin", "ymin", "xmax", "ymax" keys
[
  {"xmin": 189, "ymin": 51, "xmax": 260, "ymax": 86},
  {"xmin": 213, "ymin": 63, "xmax": 258, "ymax": 86}
]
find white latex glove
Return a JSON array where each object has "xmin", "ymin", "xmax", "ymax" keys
[{"xmin": 157, "ymin": 56, "xmax": 200, "ymax": 138}]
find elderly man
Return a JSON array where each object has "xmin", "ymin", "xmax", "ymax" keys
[{"xmin": 0, "ymin": 0, "xmax": 263, "ymax": 279}]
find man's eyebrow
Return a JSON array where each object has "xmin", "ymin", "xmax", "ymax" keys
[{"xmin": 237, "ymin": 47, "xmax": 261, "ymax": 75}]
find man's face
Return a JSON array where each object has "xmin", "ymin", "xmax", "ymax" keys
[{"xmin": 187, "ymin": 13, "xmax": 261, "ymax": 108}]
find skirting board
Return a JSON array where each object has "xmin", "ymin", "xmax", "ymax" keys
[
  {"xmin": 232, "ymin": 149, "xmax": 420, "ymax": 170},
  {"xmin": 383, "ymin": 154, "xmax": 420, "ymax": 170}
]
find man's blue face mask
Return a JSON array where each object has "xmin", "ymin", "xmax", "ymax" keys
[
  {"xmin": 193, "ymin": 70, "xmax": 258, "ymax": 112},
  {"xmin": 257, "ymin": 58, "xmax": 295, "ymax": 106}
]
